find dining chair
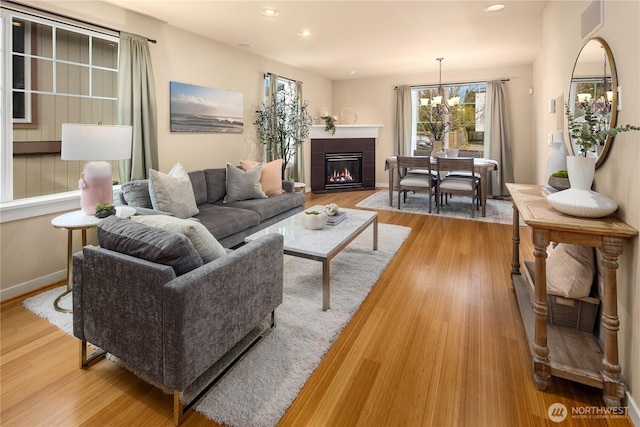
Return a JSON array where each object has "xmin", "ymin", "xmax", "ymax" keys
[
  {"xmin": 436, "ymin": 157, "xmax": 480, "ymax": 217},
  {"xmin": 397, "ymin": 156, "xmax": 437, "ymax": 213}
]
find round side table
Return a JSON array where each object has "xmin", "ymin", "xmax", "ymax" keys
[
  {"xmin": 294, "ymin": 182, "xmax": 306, "ymax": 193},
  {"xmin": 51, "ymin": 207, "xmax": 135, "ymax": 313}
]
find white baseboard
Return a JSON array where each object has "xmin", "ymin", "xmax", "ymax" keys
[
  {"xmin": 628, "ymin": 391, "xmax": 639, "ymax": 427},
  {"xmin": 1, "ymin": 270, "xmax": 66, "ymax": 302}
]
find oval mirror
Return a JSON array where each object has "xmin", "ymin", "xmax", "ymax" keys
[{"xmin": 567, "ymin": 37, "xmax": 618, "ymax": 169}]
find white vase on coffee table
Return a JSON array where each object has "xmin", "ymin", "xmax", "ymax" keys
[{"xmin": 546, "ymin": 156, "xmax": 618, "ymax": 218}]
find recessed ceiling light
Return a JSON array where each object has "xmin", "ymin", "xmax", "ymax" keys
[
  {"xmin": 484, "ymin": 4, "xmax": 505, "ymax": 12},
  {"xmin": 299, "ymin": 30, "xmax": 313, "ymax": 37},
  {"xmin": 262, "ymin": 8, "xmax": 279, "ymax": 17},
  {"xmin": 348, "ymin": 70, "xmax": 357, "ymax": 75}
]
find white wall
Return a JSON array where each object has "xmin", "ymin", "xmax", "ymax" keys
[
  {"xmin": 0, "ymin": 0, "xmax": 331, "ymax": 296},
  {"xmin": 331, "ymin": 65, "xmax": 535, "ymax": 186},
  {"xmin": 535, "ymin": 0, "xmax": 640, "ymax": 414}
]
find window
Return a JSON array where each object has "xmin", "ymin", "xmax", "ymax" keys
[
  {"xmin": 411, "ymin": 83, "xmax": 486, "ymax": 154},
  {"xmin": 261, "ymin": 75, "xmax": 300, "ymax": 178},
  {"xmin": 1, "ymin": 8, "xmax": 119, "ymax": 203}
]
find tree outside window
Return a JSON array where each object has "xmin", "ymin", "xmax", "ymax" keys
[{"xmin": 414, "ymin": 83, "xmax": 486, "ymax": 153}]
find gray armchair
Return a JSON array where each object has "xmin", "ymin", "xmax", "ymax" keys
[{"xmin": 72, "ymin": 230, "xmax": 284, "ymax": 425}]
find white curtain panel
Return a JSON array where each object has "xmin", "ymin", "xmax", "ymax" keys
[
  {"xmin": 484, "ymin": 80, "xmax": 515, "ymax": 197},
  {"xmin": 117, "ymin": 32, "xmax": 159, "ymax": 182},
  {"xmin": 395, "ymin": 85, "xmax": 412, "ymax": 156}
]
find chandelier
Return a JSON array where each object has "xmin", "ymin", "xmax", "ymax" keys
[{"xmin": 419, "ymin": 58, "xmax": 460, "ymax": 142}]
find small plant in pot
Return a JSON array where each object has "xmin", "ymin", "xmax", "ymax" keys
[{"xmin": 95, "ymin": 202, "xmax": 116, "ymax": 218}]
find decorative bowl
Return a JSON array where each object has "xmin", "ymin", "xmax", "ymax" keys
[{"xmin": 300, "ymin": 211, "xmax": 328, "ymax": 230}]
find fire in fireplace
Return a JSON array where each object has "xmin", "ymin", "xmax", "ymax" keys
[{"xmin": 325, "ymin": 153, "xmax": 362, "ymax": 190}]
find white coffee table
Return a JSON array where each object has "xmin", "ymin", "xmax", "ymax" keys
[{"xmin": 245, "ymin": 206, "xmax": 378, "ymax": 311}]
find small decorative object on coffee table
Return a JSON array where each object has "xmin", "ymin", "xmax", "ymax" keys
[
  {"xmin": 301, "ymin": 210, "xmax": 328, "ymax": 230},
  {"xmin": 324, "ymin": 203, "xmax": 340, "ymax": 216}
]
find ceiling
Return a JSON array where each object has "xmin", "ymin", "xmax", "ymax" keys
[{"xmin": 104, "ymin": 0, "xmax": 549, "ymax": 80}]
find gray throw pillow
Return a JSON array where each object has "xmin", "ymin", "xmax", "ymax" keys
[
  {"xmin": 223, "ymin": 163, "xmax": 267, "ymax": 203},
  {"xmin": 121, "ymin": 179, "xmax": 152, "ymax": 208},
  {"xmin": 97, "ymin": 216, "xmax": 203, "ymax": 276},
  {"xmin": 131, "ymin": 215, "xmax": 226, "ymax": 263},
  {"xmin": 148, "ymin": 163, "xmax": 200, "ymax": 219}
]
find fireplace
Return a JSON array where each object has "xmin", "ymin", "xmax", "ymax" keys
[
  {"xmin": 325, "ymin": 153, "xmax": 362, "ymax": 190},
  {"xmin": 311, "ymin": 135, "xmax": 376, "ymax": 193}
]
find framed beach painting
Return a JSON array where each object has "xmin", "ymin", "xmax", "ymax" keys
[{"xmin": 170, "ymin": 81, "xmax": 243, "ymax": 133}]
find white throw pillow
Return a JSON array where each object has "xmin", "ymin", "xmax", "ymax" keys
[
  {"xmin": 148, "ymin": 163, "xmax": 199, "ymax": 219},
  {"xmin": 546, "ymin": 243, "xmax": 595, "ymax": 299},
  {"xmin": 224, "ymin": 163, "xmax": 267, "ymax": 203},
  {"xmin": 131, "ymin": 215, "xmax": 226, "ymax": 263}
]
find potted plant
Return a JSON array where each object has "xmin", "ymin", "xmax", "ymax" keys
[
  {"xmin": 321, "ymin": 114, "xmax": 337, "ymax": 135},
  {"xmin": 565, "ymin": 102, "xmax": 639, "ymax": 157},
  {"xmin": 254, "ymin": 91, "xmax": 313, "ymax": 180}
]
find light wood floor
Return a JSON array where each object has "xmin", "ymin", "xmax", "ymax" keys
[{"xmin": 1, "ymin": 189, "xmax": 632, "ymax": 427}]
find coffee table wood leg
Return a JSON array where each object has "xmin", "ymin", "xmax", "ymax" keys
[{"xmin": 322, "ymin": 260, "xmax": 330, "ymax": 311}]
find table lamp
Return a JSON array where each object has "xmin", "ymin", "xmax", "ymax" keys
[{"xmin": 61, "ymin": 123, "xmax": 133, "ymax": 215}]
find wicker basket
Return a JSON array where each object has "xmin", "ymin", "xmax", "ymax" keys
[
  {"xmin": 524, "ymin": 261, "xmax": 600, "ymax": 332},
  {"xmin": 546, "ymin": 293, "xmax": 599, "ymax": 332}
]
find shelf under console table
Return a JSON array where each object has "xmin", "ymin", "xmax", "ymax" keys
[{"xmin": 506, "ymin": 183, "xmax": 638, "ymax": 406}]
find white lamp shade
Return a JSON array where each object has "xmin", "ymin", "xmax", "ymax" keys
[
  {"xmin": 448, "ymin": 96, "xmax": 460, "ymax": 106},
  {"xmin": 61, "ymin": 123, "xmax": 132, "ymax": 161},
  {"xmin": 577, "ymin": 93, "xmax": 592, "ymax": 103}
]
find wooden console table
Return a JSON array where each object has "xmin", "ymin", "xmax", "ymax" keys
[{"xmin": 506, "ymin": 183, "xmax": 637, "ymax": 406}]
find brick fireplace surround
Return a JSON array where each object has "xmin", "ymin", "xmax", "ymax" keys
[{"xmin": 309, "ymin": 125, "xmax": 382, "ymax": 194}]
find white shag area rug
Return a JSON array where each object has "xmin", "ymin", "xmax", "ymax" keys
[
  {"xmin": 356, "ymin": 190, "xmax": 520, "ymax": 225},
  {"xmin": 24, "ymin": 222, "xmax": 411, "ymax": 427}
]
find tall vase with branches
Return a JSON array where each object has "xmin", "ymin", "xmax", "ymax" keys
[
  {"xmin": 254, "ymin": 91, "xmax": 312, "ymax": 179},
  {"xmin": 565, "ymin": 101, "xmax": 640, "ymax": 156}
]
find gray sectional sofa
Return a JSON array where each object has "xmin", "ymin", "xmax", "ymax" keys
[
  {"xmin": 74, "ymin": 163, "xmax": 303, "ymax": 424},
  {"xmin": 116, "ymin": 166, "xmax": 306, "ymax": 248},
  {"xmin": 72, "ymin": 216, "xmax": 284, "ymax": 424}
]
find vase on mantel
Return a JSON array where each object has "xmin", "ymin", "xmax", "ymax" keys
[{"xmin": 546, "ymin": 156, "xmax": 618, "ymax": 218}]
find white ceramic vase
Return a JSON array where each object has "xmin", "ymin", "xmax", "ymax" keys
[
  {"xmin": 546, "ymin": 141, "xmax": 567, "ymax": 179},
  {"xmin": 546, "ymin": 156, "xmax": 618, "ymax": 218}
]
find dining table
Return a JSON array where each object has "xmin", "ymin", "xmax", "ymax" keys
[{"xmin": 385, "ymin": 155, "xmax": 498, "ymax": 217}]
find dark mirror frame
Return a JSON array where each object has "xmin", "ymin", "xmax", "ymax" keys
[{"xmin": 567, "ymin": 37, "xmax": 618, "ymax": 169}]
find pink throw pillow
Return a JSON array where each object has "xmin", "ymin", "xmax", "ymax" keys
[{"xmin": 240, "ymin": 159, "xmax": 285, "ymax": 196}]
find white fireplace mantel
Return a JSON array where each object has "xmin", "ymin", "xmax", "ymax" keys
[{"xmin": 309, "ymin": 124, "xmax": 383, "ymax": 139}]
